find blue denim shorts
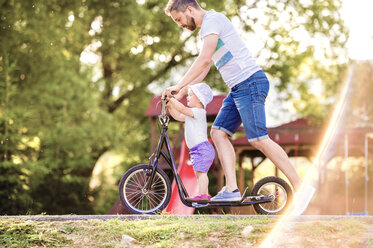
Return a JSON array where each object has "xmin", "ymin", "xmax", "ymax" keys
[{"xmin": 212, "ymin": 70, "xmax": 269, "ymax": 142}]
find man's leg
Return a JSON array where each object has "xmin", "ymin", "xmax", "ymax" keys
[
  {"xmin": 210, "ymin": 129, "xmax": 238, "ymax": 192},
  {"xmin": 250, "ymin": 138, "xmax": 302, "ymax": 191},
  {"xmin": 251, "ymin": 138, "xmax": 315, "ymax": 215}
]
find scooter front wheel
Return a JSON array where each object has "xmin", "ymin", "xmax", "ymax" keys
[
  {"xmin": 119, "ymin": 164, "xmax": 171, "ymax": 214},
  {"xmin": 251, "ymin": 176, "xmax": 293, "ymax": 215}
]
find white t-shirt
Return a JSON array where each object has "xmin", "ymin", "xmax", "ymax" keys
[
  {"xmin": 199, "ymin": 10, "xmax": 261, "ymax": 88},
  {"xmin": 185, "ymin": 108, "xmax": 208, "ymax": 149}
]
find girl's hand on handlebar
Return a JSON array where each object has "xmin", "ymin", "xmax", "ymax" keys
[{"xmin": 166, "ymin": 94, "xmax": 175, "ymax": 104}]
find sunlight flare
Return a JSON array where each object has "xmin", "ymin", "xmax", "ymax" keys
[{"xmin": 259, "ymin": 65, "xmax": 355, "ymax": 247}]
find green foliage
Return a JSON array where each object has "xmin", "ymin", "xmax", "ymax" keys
[
  {"xmin": 241, "ymin": 0, "xmax": 348, "ymax": 120},
  {"xmin": 0, "ymin": 0, "xmax": 347, "ymax": 214},
  {"xmin": 0, "ymin": 54, "xmax": 33, "ymax": 214},
  {"xmin": 0, "ymin": 0, "xmax": 113, "ymax": 214}
]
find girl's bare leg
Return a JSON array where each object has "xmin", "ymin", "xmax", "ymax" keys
[{"xmin": 195, "ymin": 171, "xmax": 209, "ymax": 195}]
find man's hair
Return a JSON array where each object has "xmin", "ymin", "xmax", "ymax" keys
[{"xmin": 164, "ymin": 0, "xmax": 200, "ymax": 15}]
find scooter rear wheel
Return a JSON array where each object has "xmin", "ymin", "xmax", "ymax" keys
[
  {"xmin": 251, "ymin": 176, "xmax": 293, "ymax": 215},
  {"xmin": 119, "ymin": 164, "xmax": 171, "ymax": 214}
]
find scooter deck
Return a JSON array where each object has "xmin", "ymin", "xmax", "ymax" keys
[
  {"xmin": 187, "ymin": 187, "xmax": 273, "ymax": 208},
  {"xmin": 186, "ymin": 186, "xmax": 249, "ymax": 203},
  {"xmin": 191, "ymin": 196, "xmax": 272, "ymax": 208}
]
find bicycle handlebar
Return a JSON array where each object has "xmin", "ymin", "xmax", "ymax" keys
[
  {"xmin": 160, "ymin": 91, "xmax": 177, "ymax": 116},
  {"xmin": 161, "ymin": 98, "xmax": 167, "ymax": 116}
]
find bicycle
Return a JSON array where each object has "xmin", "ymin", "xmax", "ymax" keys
[{"xmin": 118, "ymin": 97, "xmax": 293, "ymax": 215}]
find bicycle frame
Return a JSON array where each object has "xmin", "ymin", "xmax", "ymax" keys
[{"xmin": 146, "ymin": 100, "xmax": 273, "ymax": 208}]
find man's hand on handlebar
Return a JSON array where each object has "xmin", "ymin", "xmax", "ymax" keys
[{"xmin": 162, "ymin": 86, "xmax": 179, "ymax": 101}]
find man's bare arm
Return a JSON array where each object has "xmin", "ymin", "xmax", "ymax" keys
[
  {"xmin": 176, "ymin": 34, "xmax": 218, "ymax": 89},
  {"xmin": 162, "ymin": 34, "xmax": 218, "ymax": 98},
  {"xmin": 175, "ymin": 62, "xmax": 212, "ymax": 100}
]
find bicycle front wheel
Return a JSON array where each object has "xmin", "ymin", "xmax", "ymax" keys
[{"xmin": 119, "ymin": 164, "xmax": 171, "ymax": 214}]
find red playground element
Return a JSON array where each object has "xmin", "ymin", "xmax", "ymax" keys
[{"xmin": 163, "ymin": 139, "xmax": 197, "ymax": 215}]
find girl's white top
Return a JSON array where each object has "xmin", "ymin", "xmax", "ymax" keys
[{"xmin": 185, "ymin": 108, "xmax": 208, "ymax": 148}]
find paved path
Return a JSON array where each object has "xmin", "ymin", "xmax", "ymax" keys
[{"xmin": 1, "ymin": 214, "xmax": 372, "ymax": 222}]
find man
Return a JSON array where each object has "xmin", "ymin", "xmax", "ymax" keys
[{"xmin": 162, "ymin": 0, "xmax": 315, "ymax": 215}]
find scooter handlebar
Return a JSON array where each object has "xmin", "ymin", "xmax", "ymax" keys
[{"xmin": 160, "ymin": 90, "xmax": 178, "ymax": 117}]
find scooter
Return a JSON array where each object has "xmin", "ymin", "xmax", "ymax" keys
[{"xmin": 118, "ymin": 98, "xmax": 293, "ymax": 214}]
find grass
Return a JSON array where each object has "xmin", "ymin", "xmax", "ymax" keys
[
  {"xmin": 0, "ymin": 216, "xmax": 371, "ymax": 248},
  {"xmin": 0, "ymin": 222, "xmax": 70, "ymax": 247},
  {"xmin": 84, "ymin": 216, "xmax": 273, "ymax": 247}
]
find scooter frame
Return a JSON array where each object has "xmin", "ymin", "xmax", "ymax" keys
[{"xmin": 145, "ymin": 99, "xmax": 274, "ymax": 209}]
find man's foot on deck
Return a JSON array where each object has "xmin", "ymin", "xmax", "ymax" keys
[
  {"xmin": 291, "ymin": 184, "xmax": 316, "ymax": 216},
  {"xmin": 211, "ymin": 187, "xmax": 241, "ymax": 202}
]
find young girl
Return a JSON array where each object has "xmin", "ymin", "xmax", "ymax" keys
[{"xmin": 167, "ymin": 83, "xmax": 215, "ymax": 202}]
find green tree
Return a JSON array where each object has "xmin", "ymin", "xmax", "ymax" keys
[
  {"xmin": 0, "ymin": 55, "xmax": 32, "ymax": 214},
  {"xmin": 0, "ymin": 0, "xmax": 113, "ymax": 214}
]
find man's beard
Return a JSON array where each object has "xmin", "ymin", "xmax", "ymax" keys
[{"xmin": 185, "ymin": 16, "xmax": 196, "ymax": 31}]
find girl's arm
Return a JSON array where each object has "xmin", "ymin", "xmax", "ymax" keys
[
  {"xmin": 167, "ymin": 101, "xmax": 186, "ymax": 122},
  {"xmin": 168, "ymin": 98, "xmax": 194, "ymax": 118}
]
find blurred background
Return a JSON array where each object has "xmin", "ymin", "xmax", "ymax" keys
[{"xmin": 1, "ymin": 0, "xmax": 372, "ymax": 215}]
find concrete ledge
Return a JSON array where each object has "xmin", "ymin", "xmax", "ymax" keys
[{"xmin": 1, "ymin": 215, "xmax": 372, "ymax": 222}]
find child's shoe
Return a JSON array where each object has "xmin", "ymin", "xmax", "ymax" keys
[{"xmin": 186, "ymin": 194, "xmax": 211, "ymax": 202}]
